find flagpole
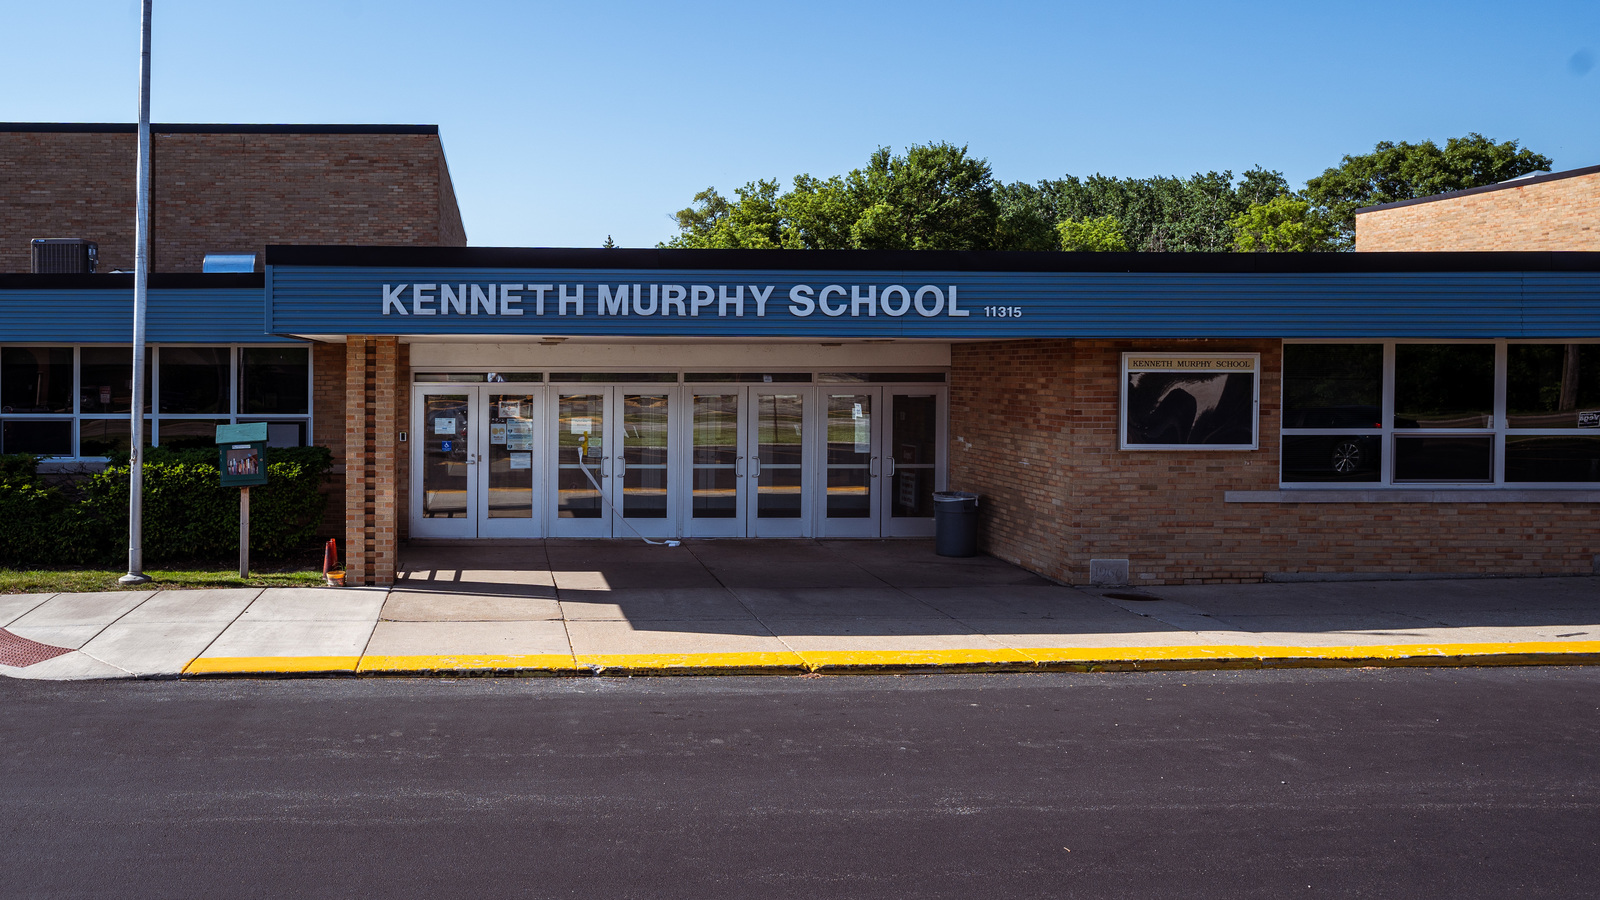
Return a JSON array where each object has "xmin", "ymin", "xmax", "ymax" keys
[{"xmin": 119, "ymin": 0, "xmax": 153, "ymax": 586}]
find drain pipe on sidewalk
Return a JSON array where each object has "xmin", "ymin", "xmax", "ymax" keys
[{"xmin": 575, "ymin": 433, "xmax": 681, "ymax": 547}]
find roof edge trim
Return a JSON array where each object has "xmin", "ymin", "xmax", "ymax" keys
[
  {"xmin": 264, "ymin": 245, "xmax": 1600, "ymax": 273},
  {"xmin": 1355, "ymin": 164, "xmax": 1600, "ymax": 214},
  {"xmin": 0, "ymin": 123, "xmax": 439, "ymax": 135}
]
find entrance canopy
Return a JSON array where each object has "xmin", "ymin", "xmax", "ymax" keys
[{"xmin": 264, "ymin": 246, "xmax": 1600, "ymax": 341}]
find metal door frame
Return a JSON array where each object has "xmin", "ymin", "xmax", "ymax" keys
[
  {"xmin": 814, "ymin": 386, "xmax": 882, "ymax": 538},
  {"xmin": 680, "ymin": 385, "xmax": 750, "ymax": 538},
  {"xmin": 547, "ymin": 383, "xmax": 680, "ymax": 538},
  {"xmin": 879, "ymin": 386, "xmax": 947, "ymax": 538},
  {"xmin": 612, "ymin": 384, "xmax": 678, "ymax": 539},
  {"xmin": 746, "ymin": 387, "xmax": 813, "ymax": 537},
  {"xmin": 410, "ymin": 384, "xmax": 480, "ymax": 539},
  {"xmin": 477, "ymin": 385, "xmax": 545, "ymax": 539}
]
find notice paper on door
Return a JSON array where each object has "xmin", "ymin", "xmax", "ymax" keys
[
  {"xmin": 490, "ymin": 423, "xmax": 507, "ymax": 445},
  {"xmin": 571, "ymin": 416, "xmax": 594, "ymax": 435},
  {"xmin": 499, "ymin": 401, "xmax": 521, "ymax": 418},
  {"xmin": 433, "ymin": 417, "xmax": 457, "ymax": 435},
  {"xmin": 855, "ymin": 419, "xmax": 870, "ymax": 454},
  {"xmin": 506, "ymin": 420, "xmax": 534, "ymax": 451},
  {"xmin": 508, "ymin": 452, "xmax": 532, "ymax": 470}
]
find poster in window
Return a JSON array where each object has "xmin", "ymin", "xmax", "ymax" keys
[
  {"xmin": 1121, "ymin": 354, "xmax": 1259, "ymax": 450},
  {"xmin": 505, "ymin": 420, "xmax": 534, "ymax": 451}
]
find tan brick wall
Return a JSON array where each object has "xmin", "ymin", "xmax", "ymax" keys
[
  {"xmin": 950, "ymin": 340, "xmax": 1599, "ymax": 584},
  {"xmin": 312, "ymin": 341, "xmax": 346, "ymax": 540},
  {"xmin": 340, "ymin": 336, "xmax": 402, "ymax": 586},
  {"xmin": 1356, "ymin": 171, "xmax": 1600, "ymax": 251},
  {"xmin": 310, "ymin": 338, "xmax": 408, "ymax": 554},
  {"xmin": 344, "ymin": 338, "xmax": 369, "ymax": 584},
  {"xmin": 0, "ymin": 129, "xmax": 466, "ymax": 273}
]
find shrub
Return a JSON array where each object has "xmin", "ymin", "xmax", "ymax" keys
[
  {"xmin": 0, "ymin": 460, "xmax": 69, "ymax": 567},
  {"xmin": 0, "ymin": 446, "xmax": 332, "ymax": 568}
]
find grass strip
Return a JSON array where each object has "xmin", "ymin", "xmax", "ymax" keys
[{"xmin": 0, "ymin": 568, "xmax": 326, "ymax": 594}]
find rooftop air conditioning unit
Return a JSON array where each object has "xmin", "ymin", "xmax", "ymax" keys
[{"xmin": 31, "ymin": 238, "xmax": 99, "ymax": 274}]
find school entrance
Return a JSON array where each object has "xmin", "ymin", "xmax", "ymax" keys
[{"xmin": 409, "ymin": 371, "xmax": 947, "ymax": 541}]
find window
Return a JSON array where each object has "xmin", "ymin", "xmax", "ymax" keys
[
  {"xmin": 0, "ymin": 345, "xmax": 312, "ymax": 459},
  {"xmin": 1, "ymin": 347, "xmax": 73, "ymax": 413},
  {"xmin": 240, "ymin": 347, "xmax": 310, "ymax": 414},
  {"xmin": 160, "ymin": 347, "xmax": 230, "ymax": 414},
  {"xmin": 1121, "ymin": 353, "xmax": 1259, "ymax": 450},
  {"xmin": 1282, "ymin": 342, "xmax": 1600, "ymax": 487}
]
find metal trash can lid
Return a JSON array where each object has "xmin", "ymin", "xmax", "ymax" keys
[{"xmin": 933, "ymin": 491, "xmax": 979, "ymax": 503}]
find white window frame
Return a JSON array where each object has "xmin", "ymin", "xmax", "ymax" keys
[
  {"xmin": 1280, "ymin": 339, "xmax": 1600, "ymax": 490},
  {"xmin": 0, "ymin": 342, "xmax": 313, "ymax": 460}
]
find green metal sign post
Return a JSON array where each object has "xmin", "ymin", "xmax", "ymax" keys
[{"xmin": 216, "ymin": 423, "xmax": 269, "ymax": 578}]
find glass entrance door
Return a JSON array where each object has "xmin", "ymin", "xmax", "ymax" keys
[
  {"xmin": 480, "ymin": 389, "xmax": 542, "ymax": 537},
  {"xmin": 819, "ymin": 389, "xmax": 880, "ymax": 537},
  {"xmin": 412, "ymin": 385, "xmax": 544, "ymax": 539},
  {"xmin": 549, "ymin": 386, "xmax": 676, "ymax": 538},
  {"xmin": 748, "ymin": 390, "xmax": 808, "ymax": 536},
  {"xmin": 685, "ymin": 390, "xmax": 744, "ymax": 537},
  {"xmin": 618, "ymin": 390, "xmax": 674, "ymax": 537},
  {"xmin": 880, "ymin": 390, "xmax": 943, "ymax": 537},
  {"xmin": 414, "ymin": 387, "xmax": 476, "ymax": 538},
  {"xmin": 550, "ymin": 389, "xmax": 608, "ymax": 537}
]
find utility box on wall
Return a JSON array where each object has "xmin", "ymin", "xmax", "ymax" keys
[{"xmin": 216, "ymin": 422, "xmax": 269, "ymax": 487}]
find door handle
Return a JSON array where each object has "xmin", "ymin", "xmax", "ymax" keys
[
  {"xmin": 735, "ymin": 455, "xmax": 743, "ymax": 478},
  {"xmin": 751, "ymin": 457, "xmax": 762, "ymax": 477},
  {"xmin": 869, "ymin": 456, "xmax": 879, "ymax": 477},
  {"xmin": 601, "ymin": 456, "xmax": 609, "ymax": 479},
  {"xmin": 885, "ymin": 457, "xmax": 896, "ymax": 476}
]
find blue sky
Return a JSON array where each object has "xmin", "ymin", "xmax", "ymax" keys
[{"xmin": 4, "ymin": 1, "xmax": 1595, "ymax": 248}]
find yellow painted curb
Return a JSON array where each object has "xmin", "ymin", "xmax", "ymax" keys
[
  {"xmin": 183, "ymin": 655, "xmax": 361, "ymax": 676},
  {"xmin": 799, "ymin": 648, "xmax": 1035, "ymax": 671},
  {"xmin": 1018, "ymin": 641, "xmax": 1600, "ymax": 669},
  {"xmin": 357, "ymin": 653, "xmax": 580, "ymax": 674},
  {"xmin": 575, "ymin": 651, "xmax": 807, "ymax": 673},
  {"xmin": 176, "ymin": 640, "xmax": 1600, "ymax": 678}
]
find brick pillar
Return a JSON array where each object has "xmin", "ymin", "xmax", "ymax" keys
[
  {"xmin": 344, "ymin": 337, "xmax": 370, "ymax": 584},
  {"xmin": 343, "ymin": 336, "xmax": 401, "ymax": 586},
  {"xmin": 372, "ymin": 337, "xmax": 398, "ymax": 585}
]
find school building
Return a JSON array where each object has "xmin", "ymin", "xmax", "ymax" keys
[{"xmin": 3, "ymin": 124, "xmax": 1596, "ymax": 586}]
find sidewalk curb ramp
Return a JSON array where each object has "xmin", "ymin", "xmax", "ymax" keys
[{"xmin": 174, "ymin": 641, "xmax": 1600, "ymax": 679}]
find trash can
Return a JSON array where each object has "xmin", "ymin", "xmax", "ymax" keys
[{"xmin": 933, "ymin": 491, "xmax": 980, "ymax": 557}]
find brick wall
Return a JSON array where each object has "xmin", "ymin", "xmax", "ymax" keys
[
  {"xmin": 950, "ymin": 340, "xmax": 1599, "ymax": 584},
  {"xmin": 341, "ymin": 336, "xmax": 401, "ymax": 586},
  {"xmin": 1356, "ymin": 170, "xmax": 1600, "ymax": 251},
  {"xmin": 312, "ymin": 341, "xmax": 346, "ymax": 539},
  {"xmin": 0, "ymin": 128, "xmax": 466, "ymax": 273}
]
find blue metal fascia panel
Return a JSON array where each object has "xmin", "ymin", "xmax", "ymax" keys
[
  {"xmin": 265, "ymin": 266, "xmax": 1600, "ymax": 339},
  {"xmin": 0, "ymin": 287, "xmax": 298, "ymax": 343}
]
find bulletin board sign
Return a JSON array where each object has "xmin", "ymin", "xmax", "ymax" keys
[{"xmin": 1120, "ymin": 353, "xmax": 1260, "ymax": 451}]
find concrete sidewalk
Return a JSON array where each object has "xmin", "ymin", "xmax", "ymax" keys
[{"xmin": 3, "ymin": 540, "xmax": 1598, "ymax": 680}]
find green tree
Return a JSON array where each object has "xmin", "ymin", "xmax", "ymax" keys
[
  {"xmin": 995, "ymin": 167, "xmax": 1289, "ymax": 252},
  {"xmin": 601, "ymin": 235, "xmax": 617, "ymax": 248},
  {"xmin": 778, "ymin": 173, "xmax": 867, "ymax": 250},
  {"xmin": 1304, "ymin": 133, "xmax": 1552, "ymax": 249},
  {"xmin": 993, "ymin": 181, "xmax": 1061, "ymax": 251},
  {"xmin": 849, "ymin": 143, "xmax": 999, "ymax": 250},
  {"xmin": 661, "ymin": 143, "xmax": 1000, "ymax": 251},
  {"xmin": 663, "ymin": 179, "xmax": 786, "ymax": 249},
  {"xmin": 1231, "ymin": 195, "xmax": 1333, "ymax": 252},
  {"xmin": 1057, "ymin": 215, "xmax": 1129, "ymax": 251}
]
